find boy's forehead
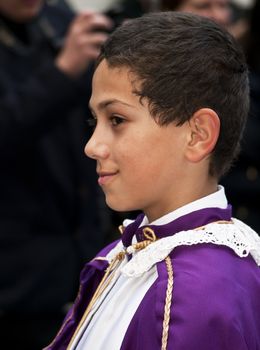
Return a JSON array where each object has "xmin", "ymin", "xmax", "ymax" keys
[
  {"xmin": 90, "ymin": 60, "xmax": 143, "ymax": 110},
  {"xmin": 93, "ymin": 60, "xmax": 137, "ymax": 86}
]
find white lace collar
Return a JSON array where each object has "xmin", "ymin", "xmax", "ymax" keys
[
  {"xmin": 122, "ymin": 218, "xmax": 260, "ymax": 277},
  {"xmin": 106, "ymin": 218, "xmax": 260, "ymax": 277},
  {"xmin": 107, "ymin": 186, "xmax": 260, "ymax": 277}
]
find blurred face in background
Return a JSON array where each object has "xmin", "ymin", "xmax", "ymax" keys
[
  {"xmin": 178, "ymin": 0, "xmax": 231, "ymax": 27},
  {"xmin": 0, "ymin": 0, "xmax": 43, "ymax": 22}
]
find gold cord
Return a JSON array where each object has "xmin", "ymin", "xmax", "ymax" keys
[
  {"xmin": 143, "ymin": 226, "xmax": 157, "ymax": 241},
  {"xmin": 118, "ymin": 225, "xmax": 124, "ymax": 234},
  {"xmin": 67, "ymin": 227, "xmax": 157, "ymax": 349},
  {"xmin": 161, "ymin": 256, "xmax": 174, "ymax": 350},
  {"xmin": 67, "ymin": 253, "xmax": 124, "ymax": 349},
  {"xmin": 195, "ymin": 220, "xmax": 233, "ymax": 231}
]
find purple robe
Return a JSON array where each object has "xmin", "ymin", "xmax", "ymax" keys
[{"xmin": 44, "ymin": 207, "xmax": 260, "ymax": 349}]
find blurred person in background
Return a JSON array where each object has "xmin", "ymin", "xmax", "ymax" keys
[
  {"xmin": 161, "ymin": 0, "xmax": 231, "ymax": 26},
  {"xmin": 160, "ymin": 0, "xmax": 250, "ymax": 41},
  {"xmin": 107, "ymin": 0, "xmax": 250, "ymax": 42},
  {"xmin": 0, "ymin": 0, "xmax": 112, "ymax": 349},
  {"xmin": 222, "ymin": 0, "xmax": 260, "ymax": 233}
]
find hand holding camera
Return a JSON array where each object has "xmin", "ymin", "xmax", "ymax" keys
[{"xmin": 56, "ymin": 11, "xmax": 112, "ymax": 78}]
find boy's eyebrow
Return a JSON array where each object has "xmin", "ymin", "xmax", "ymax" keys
[{"xmin": 89, "ymin": 99, "xmax": 135, "ymax": 112}]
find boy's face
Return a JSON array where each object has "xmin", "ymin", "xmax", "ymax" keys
[{"xmin": 85, "ymin": 60, "xmax": 191, "ymax": 221}]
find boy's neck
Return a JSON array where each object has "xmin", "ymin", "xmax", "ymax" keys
[
  {"xmin": 143, "ymin": 184, "xmax": 225, "ymax": 226},
  {"xmin": 145, "ymin": 177, "xmax": 218, "ymax": 223}
]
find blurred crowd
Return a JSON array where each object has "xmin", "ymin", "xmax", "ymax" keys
[{"xmin": 0, "ymin": 0, "xmax": 259, "ymax": 349}]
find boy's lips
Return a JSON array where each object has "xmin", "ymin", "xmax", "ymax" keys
[{"xmin": 97, "ymin": 171, "xmax": 118, "ymax": 186}]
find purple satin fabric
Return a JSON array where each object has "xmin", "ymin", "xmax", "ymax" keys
[{"xmin": 120, "ymin": 244, "xmax": 260, "ymax": 350}]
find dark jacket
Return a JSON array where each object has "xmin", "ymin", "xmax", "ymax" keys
[{"xmin": 0, "ymin": 3, "xmax": 105, "ymax": 315}]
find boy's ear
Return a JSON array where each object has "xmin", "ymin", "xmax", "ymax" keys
[{"xmin": 185, "ymin": 108, "xmax": 220, "ymax": 163}]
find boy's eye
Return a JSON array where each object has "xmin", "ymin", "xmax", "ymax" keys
[
  {"xmin": 86, "ymin": 118, "xmax": 97, "ymax": 128},
  {"xmin": 110, "ymin": 116, "xmax": 124, "ymax": 126}
]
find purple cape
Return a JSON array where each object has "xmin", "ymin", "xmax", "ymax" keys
[{"xmin": 44, "ymin": 207, "xmax": 260, "ymax": 349}]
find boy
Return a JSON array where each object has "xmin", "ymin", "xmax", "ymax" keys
[{"xmin": 45, "ymin": 12, "xmax": 260, "ymax": 350}]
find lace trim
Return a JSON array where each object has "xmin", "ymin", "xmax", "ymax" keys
[{"xmin": 119, "ymin": 219, "xmax": 260, "ymax": 277}]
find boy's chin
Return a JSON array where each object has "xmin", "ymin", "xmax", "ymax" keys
[{"xmin": 105, "ymin": 198, "xmax": 137, "ymax": 213}]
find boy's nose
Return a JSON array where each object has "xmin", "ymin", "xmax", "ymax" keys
[{"xmin": 84, "ymin": 136, "xmax": 109, "ymax": 160}]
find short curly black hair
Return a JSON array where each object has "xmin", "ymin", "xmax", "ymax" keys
[{"xmin": 97, "ymin": 12, "xmax": 249, "ymax": 178}]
